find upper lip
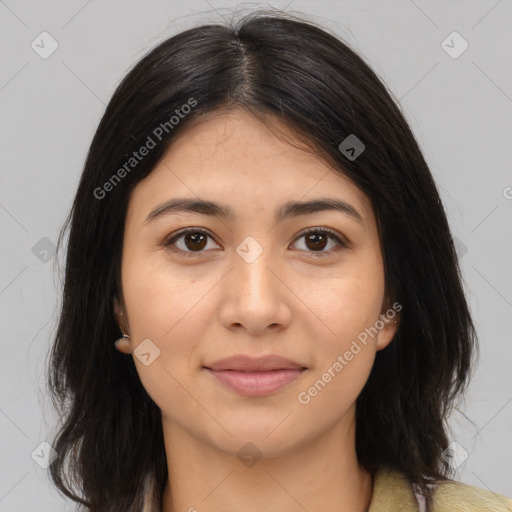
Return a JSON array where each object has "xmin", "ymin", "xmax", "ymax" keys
[{"xmin": 204, "ymin": 354, "xmax": 306, "ymax": 372}]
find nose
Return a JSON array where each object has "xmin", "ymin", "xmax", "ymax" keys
[{"xmin": 218, "ymin": 242, "xmax": 292, "ymax": 336}]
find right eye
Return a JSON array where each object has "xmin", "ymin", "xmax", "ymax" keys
[{"xmin": 164, "ymin": 228, "xmax": 221, "ymax": 257}]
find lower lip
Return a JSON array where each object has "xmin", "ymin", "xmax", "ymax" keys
[{"xmin": 206, "ymin": 368, "xmax": 306, "ymax": 397}]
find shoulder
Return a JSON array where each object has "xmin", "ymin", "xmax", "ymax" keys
[
  {"xmin": 429, "ymin": 478, "xmax": 512, "ymax": 512},
  {"xmin": 369, "ymin": 467, "xmax": 512, "ymax": 512}
]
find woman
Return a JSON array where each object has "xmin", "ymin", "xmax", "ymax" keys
[{"xmin": 47, "ymin": 10, "xmax": 512, "ymax": 512}]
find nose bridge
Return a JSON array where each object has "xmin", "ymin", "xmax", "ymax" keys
[
  {"xmin": 234, "ymin": 235, "xmax": 276, "ymax": 301},
  {"xmin": 219, "ymin": 234, "xmax": 289, "ymax": 333}
]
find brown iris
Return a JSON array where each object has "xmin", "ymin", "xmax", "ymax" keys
[
  {"xmin": 304, "ymin": 232, "xmax": 328, "ymax": 251},
  {"xmin": 183, "ymin": 232, "xmax": 208, "ymax": 251}
]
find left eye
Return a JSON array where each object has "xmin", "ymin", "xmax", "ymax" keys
[
  {"xmin": 291, "ymin": 228, "xmax": 346, "ymax": 256},
  {"xmin": 164, "ymin": 227, "xmax": 346, "ymax": 256}
]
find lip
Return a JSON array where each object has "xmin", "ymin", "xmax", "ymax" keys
[
  {"xmin": 204, "ymin": 354, "xmax": 307, "ymax": 397},
  {"xmin": 206, "ymin": 368, "xmax": 306, "ymax": 397}
]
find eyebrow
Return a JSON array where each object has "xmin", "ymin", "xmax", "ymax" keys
[{"xmin": 144, "ymin": 197, "xmax": 364, "ymax": 225}]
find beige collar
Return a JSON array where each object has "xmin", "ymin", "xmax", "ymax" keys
[{"xmin": 368, "ymin": 467, "xmax": 421, "ymax": 512}]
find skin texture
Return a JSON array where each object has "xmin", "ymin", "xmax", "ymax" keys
[{"xmin": 114, "ymin": 108, "xmax": 398, "ymax": 512}]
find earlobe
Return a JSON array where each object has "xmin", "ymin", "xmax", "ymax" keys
[{"xmin": 114, "ymin": 334, "xmax": 133, "ymax": 354}]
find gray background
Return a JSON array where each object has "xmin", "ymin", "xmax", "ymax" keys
[{"xmin": 0, "ymin": 0, "xmax": 511, "ymax": 510}]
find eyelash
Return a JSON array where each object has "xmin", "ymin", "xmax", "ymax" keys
[{"xmin": 163, "ymin": 227, "xmax": 348, "ymax": 258}]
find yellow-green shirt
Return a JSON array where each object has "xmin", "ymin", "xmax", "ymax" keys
[
  {"xmin": 369, "ymin": 467, "xmax": 512, "ymax": 511},
  {"xmin": 142, "ymin": 467, "xmax": 512, "ymax": 511}
]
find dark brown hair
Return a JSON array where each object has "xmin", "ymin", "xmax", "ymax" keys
[{"xmin": 48, "ymin": 10, "xmax": 477, "ymax": 511}]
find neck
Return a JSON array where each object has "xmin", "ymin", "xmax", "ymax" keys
[{"xmin": 160, "ymin": 410, "xmax": 374, "ymax": 512}]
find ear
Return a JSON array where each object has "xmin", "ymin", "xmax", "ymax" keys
[
  {"xmin": 113, "ymin": 295, "xmax": 130, "ymax": 339},
  {"xmin": 375, "ymin": 301, "xmax": 401, "ymax": 351},
  {"xmin": 113, "ymin": 295, "xmax": 122, "ymax": 317}
]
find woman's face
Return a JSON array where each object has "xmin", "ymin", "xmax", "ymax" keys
[{"xmin": 115, "ymin": 108, "xmax": 398, "ymax": 457}]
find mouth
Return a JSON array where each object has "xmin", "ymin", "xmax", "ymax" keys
[
  {"xmin": 204, "ymin": 368, "xmax": 307, "ymax": 397},
  {"xmin": 203, "ymin": 354, "xmax": 308, "ymax": 397}
]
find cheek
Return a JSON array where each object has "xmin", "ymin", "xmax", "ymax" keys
[
  {"xmin": 302, "ymin": 257, "xmax": 385, "ymax": 349},
  {"xmin": 120, "ymin": 252, "xmax": 208, "ymax": 396},
  {"xmin": 295, "ymin": 254, "xmax": 385, "ymax": 404},
  {"xmin": 122, "ymin": 249, "xmax": 209, "ymax": 339},
  {"xmin": 297, "ymin": 346, "xmax": 376, "ymax": 424}
]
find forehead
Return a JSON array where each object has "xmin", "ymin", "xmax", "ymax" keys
[{"xmin": 126, "ymin": 109, "xmax": 373, "ymax": 226}]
